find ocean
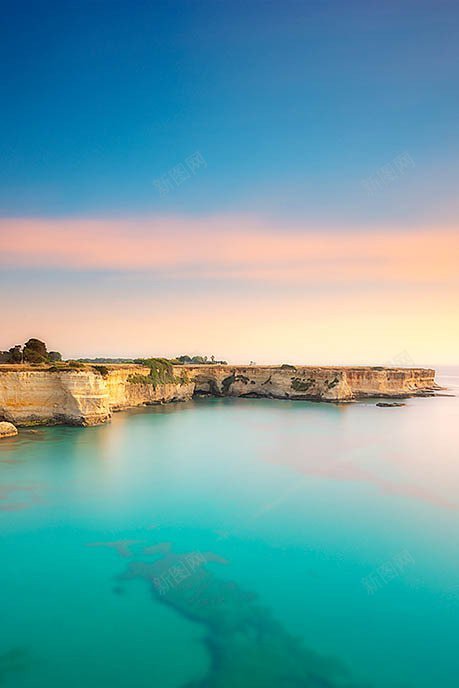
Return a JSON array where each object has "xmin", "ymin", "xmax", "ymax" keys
[{"xmin": 1, "ymin": 367, "xmax": 458, "ymax": 687}]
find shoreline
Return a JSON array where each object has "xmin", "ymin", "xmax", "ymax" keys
[{"xmin": 0, "ymin": 363, "xmax": 441, "ymax": 428}]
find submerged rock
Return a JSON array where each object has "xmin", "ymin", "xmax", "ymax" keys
[
  {"xmin": 0, "ymin": 421, "xmax": 18, "ymax": 438},
  {"xmin": 114, "ymin": 543, "xmax": 371, "ymax": 688},
  {"xmin": 0, "ymin": 648, "xmax": 30, "ymax": 683},
  {"xmin": 376, "ymin": 402, "xmax": 405, "ymax": 408}
]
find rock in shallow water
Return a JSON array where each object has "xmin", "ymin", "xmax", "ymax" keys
[
  {"xmin": 0, "ymin": 421, "xmax": 18, "ymax": 438},
  {"xmin": 376, "ymin": 402, "xmax": 406, "ymax": 408}
]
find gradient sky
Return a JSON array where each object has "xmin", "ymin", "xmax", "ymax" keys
[{"xmin": 1, "ymin": 1, "xmax": 458, "ymax": 363}]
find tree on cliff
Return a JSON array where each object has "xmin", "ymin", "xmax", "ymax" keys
[
  {"xmin": 176, "ymin": 355, "xmax": 192, "ymax": 364},
  {"xmin": 23, "ymin": 338, "xmax": 48, "ymax": 363},
  {"xmin": 0, "ymin": 339, "xmax": 62, "ymax": 365},
  {"xmin": 7, "ymin": 345, "xmax": 22, "ymax": 363},
  {"xmin": 175, "ymin": 354, "xmax": 227, "ymax": 365}
]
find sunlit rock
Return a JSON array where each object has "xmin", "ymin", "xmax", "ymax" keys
[{"xmin": 0, "ymin": 421, "xmax": 18, "ymax": 438}]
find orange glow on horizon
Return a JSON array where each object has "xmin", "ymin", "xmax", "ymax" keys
[{"xmin": 1, "ymin": 215, "xmax": 458, "ymax": 364}]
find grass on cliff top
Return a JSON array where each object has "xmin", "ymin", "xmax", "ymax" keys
[{"xmin": 128, "ymin": 358, "xmax": 189, "ymax": 387}]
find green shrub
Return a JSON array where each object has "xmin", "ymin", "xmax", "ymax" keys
[
  {"xmin": 291, "ymin": 377, "xmax": 314, "ymax": 392},
  {"xmin": 127, "ymin": 373, "xmax": 153, "ymax": 385},
  {"xmin": 1, "ymin": 339, "xmax": 63, "ymax": 364},
  {"xmin": 128, "ymin": 358, "xmax": 177, "ymax": 388},
  {"xmin": 92, "ymin": 365, "xmax": 109, "ymax": 376},
  {"xmin": 67, "ymin": 360, "xmax": 85, "ymax": 369}
]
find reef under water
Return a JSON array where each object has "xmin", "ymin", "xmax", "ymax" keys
[
  {"xmin": 98, "ymin": 539, "xmax": 373, "ymax": 688},
  {"xmin": 0, "ymin": 648, "xmax": 30, "ymax": 685},
  {"xmin": 4, "ymin": 390, "xmax": 458, "ymax": 687}
]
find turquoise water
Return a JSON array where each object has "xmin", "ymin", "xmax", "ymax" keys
[{"xmin": 1, "ymin": 369, "xmax": 458, "ymax": 687}]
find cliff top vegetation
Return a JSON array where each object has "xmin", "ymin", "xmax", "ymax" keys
[{"xmin": 0, "ymin": 339, "xmax": 61, "ymax": 365}]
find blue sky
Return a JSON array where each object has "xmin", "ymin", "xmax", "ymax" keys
[
  {"xmin": 1, "ymin": 1, "xmax": 458, "ymax": 362},
  {"xmin": 1, "ymin": 0, "xmax": 458, "ymax": 223}
]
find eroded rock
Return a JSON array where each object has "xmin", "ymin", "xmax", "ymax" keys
[
  {"xmin": 0, "ymin": 364, "xmax": 439, "ymax": 426},
  {"xmin": 376, "ymin": 402, "xmax": 406, "ymax": 407},
  {"xmin": 0, "ymin": 421, "xmax": 18, "ymax": 438}
]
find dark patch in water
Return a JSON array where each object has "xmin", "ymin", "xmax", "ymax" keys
[
  {"xmin": 97, "ymin": 541, "xmax": 373, "ymax": 688},
  {"xmin": 143, "ymin": 542, "xmax": 171, "ymax": 555},
  {"xmin": 0, "ymin": 483, "xmax": 44, "ymax": 512},
  {"xmin": 86, "ymin": 539, "xmax": 143, "ymax": 557},
  {"xmin": 0, "ymin": 648, "xmax": 30, "ymax": 684}
]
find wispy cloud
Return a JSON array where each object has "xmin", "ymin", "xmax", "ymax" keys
[{"xmin": 0, "ymin": 216, "xmax": 457, "ymax": 289}]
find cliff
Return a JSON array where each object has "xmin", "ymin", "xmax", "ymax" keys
[
  {"xmin": 0, "ymin": 364, "xmax": 439, "ymax": 427},
  {"xmin": 0, "ymin": 366, "xmax": 193, "ymax": 426},
  {"xmin": 186, "ymin": 365, "xmax": 439, "ymax": 401}
]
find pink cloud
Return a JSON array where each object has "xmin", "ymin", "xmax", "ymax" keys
[{"xmin": 0, "ymin": 215, "xmax": 458, "ymax": 287}]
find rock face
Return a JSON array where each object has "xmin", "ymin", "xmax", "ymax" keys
[
  {"xmin": 0, "ymin": 366, "xmax": 193, "ymax": 426},
  {"xmin": 0, "ymin": 369, "xmax": 111, "ymax": 426},
  {"xmin": 0, "ymin": 421, "xmax": 18, "ymax": 438},
  {"xmin": 186, "ymin": 364, "xmax": 439, "ymax": 402},
  {"xmin": 104, "ymin": 367, "xmax": 194, "ymax": 411},
  {"xmin": 0, "ymin": 364, "xmax": 438, "ymax": 426}
]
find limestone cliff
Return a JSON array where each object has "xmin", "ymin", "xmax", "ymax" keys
[
  {"xmin": 0, "ymin": 369, "xmax": 109, "ymax": 426},
  {"xmin": 188, "ymin": 365, "xmax": 353, "ymax": 401},
  {"xmin": 104, "ymin": 367, "xmax": 194, "ymax": 411},
  {"xmin": 0, "ymin": 366, "xmax": 193, "ymax": 426},
  {"xmin": 0, "ymin": 364, "xmax": 439, "ymax": 427},
  {"xmin": 186, "ymin": 365, "xmax": 439, "ymax": 401}
]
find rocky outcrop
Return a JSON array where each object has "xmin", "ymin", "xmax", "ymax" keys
[
  {"xmin": 104, "ymin": 367, "xmax": 194, "ymax": 411},
  {"xmin": 185, "ymin": 364, "xmax": 439, "ymax": 401},
  {"xmin": 0, "ymin": 364, "xmax": 439, "ymax": 426},
  {"xmin": 341, "ymin": 367, "xmax": 438, "ymax": 398},
  {"xmin": 0, "ymin": 369, "xmax": 111, "ymax": 426},
  {"xmin": 0, "ymin": 366, "xmax": 193, "ymax": 426},
  {"xmin": 0, "ymin": 421, "xmax": 18, "ymax": 438}
]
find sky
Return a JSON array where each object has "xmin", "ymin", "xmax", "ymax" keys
[{"xmin": 1, "ymin": 0, "xmax": 458, "ymax": 364}]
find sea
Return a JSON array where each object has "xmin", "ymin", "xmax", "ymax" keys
[{"xmin": 1, "ymin": 367, "xmax": 458, "ymax": 687}]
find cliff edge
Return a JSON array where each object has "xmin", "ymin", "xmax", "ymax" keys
[{"xmin": 0, "ymin": 364, "xmax": 439, "ymax": 427}]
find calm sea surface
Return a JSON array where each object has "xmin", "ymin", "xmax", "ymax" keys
[{"xmin": 1, "ymin": 368, "xmax": 458, "ymax": 687}]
